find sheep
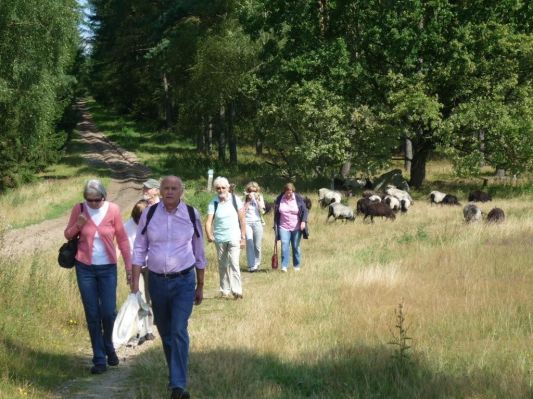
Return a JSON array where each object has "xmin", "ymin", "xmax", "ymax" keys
[
  {"xmin": 400, "ymin": 198, "xmax": 412, "ymax": 213},
  {"xmin": 429, "ymin": 190, "xmax": 447, "ymax": 204},
  {"xmin": 441, "ymin": 194, "xmax": 460, "ymax": 206},
  {"xmin": 463, "ymin": 203, "xmax": 482, "ymax": 223},
  {"xmin": 468, "ymin": 190, "xmax": 492, "ymax": 202},
  {"xmin": 357, "ymin": 200, "xmax": 396, "ymax": 223},
  {"xmin": 327, "ymin": 202, "xmax": 355, "ymax": 222},
  {"xmin": 318, "ymin": 188, "xmax": 343, "ymax": 208},
  {"xmin": 486, "ymin": 207, "xmax": 505, "ymax": 223},
  {"xmin": 356, "ymin": 197, "xmax": 373, "ymax": 216},
  {"xmin": 385, "ymin": 184, "xmax": 413, "ymax": 204},
  {"xmin": 303, "ymin": 196, "xmax": 312, "ymax": 211},
  {"xmin": 383, "ymin": 195, "xmax": 401, "ymax": 212}
]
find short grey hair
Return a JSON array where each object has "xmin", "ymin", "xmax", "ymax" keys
[
  {"xmin": 213, "ymin": 176, "xmax": 229, "ymax": 189},
  {"xmin": 84, "ymin": 179, "xmax": 107, "ymax": 199}
]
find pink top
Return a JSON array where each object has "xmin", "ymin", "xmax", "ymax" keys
[
  {"xmin": 279, "ymin": 196, "xmax": 299, "ymax": 231},
  {"xmin": 132, "ymin": 201, "xmax": 207, "ymax": 274},
  {"xmin": 64, "ymin": 202, "xmax": 132, "ymax": 271}
]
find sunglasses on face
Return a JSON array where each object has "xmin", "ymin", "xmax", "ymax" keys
[{"xmin": 86, "ymin": 198, "xmax": 103, "ymax": 203}]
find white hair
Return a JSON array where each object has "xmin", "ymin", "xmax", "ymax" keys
[
  {"xmin": 84, "ymin": 179, "xmax": 107, "ymax": 199},
  {"xmin": 213, "ymin": 176, "xmax": 229, "ymax": 188}
]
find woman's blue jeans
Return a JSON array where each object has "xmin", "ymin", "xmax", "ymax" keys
[
  {"xmin": 279, "ymin": 227, "xmax": 302, "ymax": 269},
  {"xmin": 75, "ymin": 262, "xmax": 117, "ymax": 367},
  {"xmin": 149, "ymin": 269, "xmax": 196, "ymax": 390}
]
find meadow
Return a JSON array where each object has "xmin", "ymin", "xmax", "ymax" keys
[{"xmin": 0, "ymin": 101, "xmax": 531, "ymax": 398}]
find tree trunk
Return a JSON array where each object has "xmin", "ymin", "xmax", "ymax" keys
[
  {"xmin": 217, "ymin": 104, "xmax": 226, "ymax": 162},
  {"xmin": 404, "ymin": 138, "xmax": 413, "ymax": 171},
  {"xmin": 255, "ymin": 138, "xmax": 263, "ymax": 155},
  {"xmin": 409, "ymin": 145, "xmax": 430, "ymax": 188},
  {"xmin": 479, "ymin": 130, "xmax": 485, "ymax": 166},
  {"xmin": 206, "ymin": 116, "xmax": 213, "ymax": 156},
  {"xmin": 227, "ymin": 101, "xmax": 237, "ymax": 165},
  {"xmin": 197, "ymin": 118, "xmax": 205, "ymax": 153},
  {"xmin": 340, "ymin": 161, "xmax": 351, "ymax": 178},
  {"xmin": 162, "ymin": 73, "xmax": 173, "ymax": 128}
]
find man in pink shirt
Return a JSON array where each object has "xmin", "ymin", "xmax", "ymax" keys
[{"xmin": 131, "ymin": 176, "xmax": 206, "ymax": 399}]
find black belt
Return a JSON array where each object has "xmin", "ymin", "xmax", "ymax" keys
[{"xmin": 149, "ymin": 265, "xmax": 195, "ymax": 279}]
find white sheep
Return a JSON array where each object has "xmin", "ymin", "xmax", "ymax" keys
[
  {"xmin": 318, "ymin": 188, "xmax": 343, "ymax": 208},
  {"xmin": 385, "ymin": 185, "xmax": 413, "ymax": 204},
  {"xmin": 327, "ymin": 202, "xmax": 355, "ymax": 222},
  {"xmin": 429, "ymin": 190, "xmax": 446, "ymax": 204},
  {"xmin": 384, "ymin": 195, "xmax": 400, "ymax": 211},
  {"xmin": 463, "ymin": 203, "xmax": 482, "ymax": 223}
]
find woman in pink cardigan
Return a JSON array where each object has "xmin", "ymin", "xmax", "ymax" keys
[{"xmin": 64, "ymin": 179, "xmax": 132, "ymax": 375}]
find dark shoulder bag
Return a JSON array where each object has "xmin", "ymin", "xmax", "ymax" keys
[{"xmin": 58, "ymin": 203, "xmax": 83, "ymax": 269}]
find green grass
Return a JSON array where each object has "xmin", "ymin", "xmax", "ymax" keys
[{"xmin": 1, "ymin": 98, "xmax": 532, "ymax": 398}]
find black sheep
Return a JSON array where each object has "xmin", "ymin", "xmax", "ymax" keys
[
  {"xmin": 358, "ymin": 200, "xmax": 396, "ymax": 223},
  {"xmin": 468, "ymin": 190, "xmax": 492, "ymax": 202},
  {"xmin": 441, "ymin": 194, "xmax": 460, "ymax": 206},
  {"xmin": 486, "ymin": 207, "xmax": 505, "ymax": 223}
]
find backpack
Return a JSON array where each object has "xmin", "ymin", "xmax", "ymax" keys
[{"xmin": 141, "ymin": 203, "xmax": 200, "ymax": 237}]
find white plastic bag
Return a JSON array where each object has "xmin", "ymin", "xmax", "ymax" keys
[{"xmin": 113, "ymin": 292, "xmax": 143, "ymax": 348}]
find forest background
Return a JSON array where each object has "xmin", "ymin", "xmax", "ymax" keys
[{"xmin": 1, "ymin": 0, "xmax": 532, "ymax": 191}]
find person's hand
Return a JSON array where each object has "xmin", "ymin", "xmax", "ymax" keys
[
  {"xmin": 300, "ymin": 221, "xmax": 306, "ymax": 231},
  {"xmin": 195, "ymin": 286, "xmax": 203, "ymax": 305},
  {"xmin": 76, "ymin": 213, "xmax": 88, "ymax": 229},
  {"xmin": 240, "ymin": 237, "xmax": 245, "ymax": 248},
  {"xmin": 207, "ymin": 235, "xmax": 215, "ymax": 243},
  {"xmin": 126, "ymin": 272, "xmax": 132, "ymax": 286}
]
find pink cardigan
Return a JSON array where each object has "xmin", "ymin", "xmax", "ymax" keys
[{"xmin": 64, "ymin": 202, "xmax": 132, "ymax": 271}]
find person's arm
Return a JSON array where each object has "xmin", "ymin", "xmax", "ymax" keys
[
  {"xmin": 113, "ymin": 206, "xmax": 132, "ymax": 279},
  {"xmin": 130, "ymin": 264, "xmax": 142, "ymax": 293},
  {"xmin": 205, "ymin": 214, "xmax": 215, "ymax": 242},
  {"xmin": 195, "ymin": 268, "xmax": 204, "ymax": 305},
  {"xmin": 64, "ymin": 204, "xmax": 86, "ymax": 240},
  {"xmin": 238, "ymin": 207, "xmax": 246, "ymax": 247}
]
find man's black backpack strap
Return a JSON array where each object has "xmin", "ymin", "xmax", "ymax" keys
[
  {"xmin": 141, "ymin": 203, "xmax": 158, "ymax": 235},
  {"xmin": 186, "ymin": 204, "xmax": 200, "ymax": 238},
  {"xmin": 141, "ymin": 203, "xmax": 200, "ymax": 238}
]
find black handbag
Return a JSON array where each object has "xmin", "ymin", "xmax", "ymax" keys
[{"xmin": 58, "ymin": 203, "xmax": 83, "ymax": 269}]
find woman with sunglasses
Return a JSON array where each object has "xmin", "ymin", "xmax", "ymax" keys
[{"xmin": 64, "ymin": 179, "xmax": 132, "ymax": 375}]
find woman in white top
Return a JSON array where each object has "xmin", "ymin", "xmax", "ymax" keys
[
  {"xmin": 124, "ymin": 199, "xmax": 155, "ymax": 344},
  {"xmin": 243, "ymin": 181, "xmax": 266, "ymax": 272}
]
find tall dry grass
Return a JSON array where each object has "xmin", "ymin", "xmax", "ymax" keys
[{"xmin": 131, "ymin": 195, "xmax": 533, "ymax": 399}]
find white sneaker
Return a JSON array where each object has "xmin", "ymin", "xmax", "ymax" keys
[{"xmin": 281, "ymin": 268, "xmax": 287, "ymax": 273}]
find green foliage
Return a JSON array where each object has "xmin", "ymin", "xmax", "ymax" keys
[{"xmin": 0, "ymin": 0, "xmax": 79, "ymax": 189}]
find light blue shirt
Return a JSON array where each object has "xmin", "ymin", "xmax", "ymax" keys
[{"xmin": 207, "ymin": 194, "xmax": 243, "ymax": 243}]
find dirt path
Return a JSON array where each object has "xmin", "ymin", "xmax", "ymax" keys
[
  {"xmin": 3, "ymin": 100, "xmax": 158, "ymax": 398},
  {"xmin": 1, "ymin": 100, "xmax": 151, "ymax": 257}
]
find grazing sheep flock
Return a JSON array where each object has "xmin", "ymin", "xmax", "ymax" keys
[{"xmin": 314, "ymin": 183, "xmax": 505, "ymax": 226}]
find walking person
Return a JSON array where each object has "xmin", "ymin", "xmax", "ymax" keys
[
  {"xmin": 243, "ymin": 181, "xmax": 266, "ymax": 272},
  {"xmin": 274, "ymin": 182, "xmax": 309, "ymax": 272},
  {"xmin": 205, "ymin": 176, "xmax": 246, "ymax": 299},
  {"xmin": 64, "ymin": 179, "xmax": 132, "ymax": 374},
  {"xmin": 131, "ymin": 176, "xmax": 206, "ymax": 399},
  {"xmin": 123, "ymin": 199, "xmax": 155, "ymax": 344},
  {"xmin": 142, "ymin": 178, "xmax": 161, "ymax": 205}
]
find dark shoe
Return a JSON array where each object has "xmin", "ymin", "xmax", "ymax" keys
[
  {"xmin": 171, "ymin": 387, "xmax": 190, "ymax": 399},
  {"xmin": 107, "ymin": 352, "xmax": 119, "ymax": 366},
  {"xmin": 145, "ymin": 333, "xmax": 155, "ymax": 341},
  {"xmin": 233, "ymin": 293, "xmax": 243, "ymax": 300},
  {"xmin": 138, "ymin": 335, "xmax": 147, "ymax": 346},
  {"xmin": 90, "ymin": 365, "xmax": 107, "ymax": 374}
]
